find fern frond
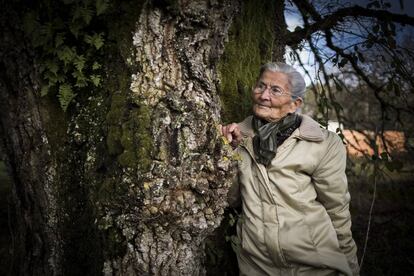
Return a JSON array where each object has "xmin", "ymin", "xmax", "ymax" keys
[
  {"xmin": 55, "ymin": 32, "xmax": 65, "ymax": 47},
  {"xmin": 40, "ymin": 84, "xmax": 50, "ymax": 97},
  {"xmin": 45, "ymin": 59, "xmax": 59, "ymax": 75},
  {"xmin": 96, "ymin": 0, "xmax": 109, "ymax": 16},
  {"xmin": 74, "ymin": 55, "xmax": 86, "ymax": 72},
  {"xmin": 57, "ymin": 46, "xmax": 76, "ymax": 66},
  {"xmin": 72, "ymin": 71, "xmax": 88, "ymax": 88},
  {"xmin": 84, "ymin": 33, "xmax": 104, "ymax": 50},
  {"xmin": 92, "ymin": 61, "xmax": 101, "ymax": 70},
  {"xmin": 90, "ymin": 74, "xmax": 101, "ymax": 87},
  {"xmin": 81, "ymin": 6, "xmax": 94, "ymax": 25},
  {"xmin": 58, "ymin": 83, "xmax": 76, "ymax": 112}
]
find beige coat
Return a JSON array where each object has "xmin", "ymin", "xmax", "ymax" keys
[{"xmin": 228, "ymin": 115, "xmax": 359, "ymax": 276}]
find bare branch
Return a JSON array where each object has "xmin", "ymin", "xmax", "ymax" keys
[{"xmin": 287, "ymin": 1, "xmax": 414, "ymax": 46}]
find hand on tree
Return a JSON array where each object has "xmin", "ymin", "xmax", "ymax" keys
[{"xmin": 220, "ymin": 123, "xmax": 242, "ymax": 148}]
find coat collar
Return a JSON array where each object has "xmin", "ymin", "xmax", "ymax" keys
[{"xmin": 238, "ymin": 114, "xmax": 325, "ymax": 142}]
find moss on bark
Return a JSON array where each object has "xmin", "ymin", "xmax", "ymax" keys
[
  {"xmin": 105, "ymin": 73, "xmax": 153, "ymax": 172},
  {"xmin": 218, "ymin": 0, "xmax": 277, "ymax": 123}
]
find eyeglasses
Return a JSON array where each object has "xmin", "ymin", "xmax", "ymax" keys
[{"xmin": 254, "ymin": 82, "xmax": 291, "ymax": 97}]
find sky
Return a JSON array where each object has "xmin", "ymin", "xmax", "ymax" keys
[{"xmin": 284, "ymin": 0, "xmax": 414, "ymax": 86}]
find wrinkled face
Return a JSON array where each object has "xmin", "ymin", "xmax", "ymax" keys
[{"xmin": 252, "ymin": 70, "xmax": 302, "ymax": 122}]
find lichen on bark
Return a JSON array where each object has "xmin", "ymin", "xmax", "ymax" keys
[{"xmin": 99, "ymin": 1, "xmax": 240, "ymax": 274}]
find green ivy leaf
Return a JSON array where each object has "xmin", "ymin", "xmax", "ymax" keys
[
  {"xmin": 90, "ymin": 74, "xmax": 101, "ymax": 87},
  {"xmin": 58, "ymin": 83, "xmax": 76, "ymax": 112}
]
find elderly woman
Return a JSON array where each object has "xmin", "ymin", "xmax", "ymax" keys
[{"xmin": 222, "ymin": 62, "xmax": 359, "ymax": 275}]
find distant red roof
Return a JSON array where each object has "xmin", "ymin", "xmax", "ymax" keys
[{"xmin": 343, "ymin": 130, "xmax": 406, "ymax": 157}]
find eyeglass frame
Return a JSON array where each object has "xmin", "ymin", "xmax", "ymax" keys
[{"xmin": 253, "ymin": 81, "xmax": 297, "ymax": 98}]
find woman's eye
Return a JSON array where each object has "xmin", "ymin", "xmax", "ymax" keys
[{"xmin": 271, "ymin": 87, "xmax": 281, "ymax": 94}]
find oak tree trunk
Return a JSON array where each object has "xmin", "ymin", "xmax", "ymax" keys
[{"xmin": 1, "ymin": 0, "xmax": 241, "ymax": 275}]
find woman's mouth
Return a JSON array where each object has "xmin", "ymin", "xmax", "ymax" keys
[{"xmin": 256, "ymin": 104, "xmax": 271, "ymax": 109}]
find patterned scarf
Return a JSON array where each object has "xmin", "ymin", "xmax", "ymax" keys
[{"xmin": 252, "ymin": 113, "xmax": 302, "ymax": 166}]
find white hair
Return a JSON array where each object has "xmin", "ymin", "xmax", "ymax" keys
[{"xmin": 259, "ymin": 62, "xmax": 306, "ymax": 99}]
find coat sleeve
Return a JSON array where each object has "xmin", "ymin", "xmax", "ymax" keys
[{"xmin": 312, "ymin": 132, "xmax": 360, "ymax": 276}]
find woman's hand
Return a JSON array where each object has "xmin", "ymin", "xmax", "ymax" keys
[{"xmin": 220, "ymin": 123, "xmax": 242, "ymax": 148}]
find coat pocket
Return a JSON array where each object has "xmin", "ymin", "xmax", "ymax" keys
[
  {"xmin": 262, "ymin": 202, "xmax": 290, "ymax": 267},
  {"xmin": 276, "ymin": 205, "xmax": 318, "ymax": 266}
]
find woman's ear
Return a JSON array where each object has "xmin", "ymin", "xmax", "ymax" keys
[{"xmin": 291, "ymin": 97, "xmax": 303, "ymax": 112}]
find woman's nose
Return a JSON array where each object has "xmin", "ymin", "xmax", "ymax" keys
[{"xmin": 259, "ymin": 88, "xmax": 272, "ymax": 100}]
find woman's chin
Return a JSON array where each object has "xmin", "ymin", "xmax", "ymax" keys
[
  {"xmin": 253, "ymin": 106, "xmax": 286, "ymax": 122},
  {"xmin": 253, "ymin": 107, "xmax": 270, "ymax": 120}
]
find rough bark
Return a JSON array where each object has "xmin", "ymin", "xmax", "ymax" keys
[
  {"xmin": 0, "ymin": 0, "xmax": 239, "ymax": 275},
  {"xmin": 102, "ymin": 2, "xmax": 238, "ymax": 274},
  {"xmin": 0, "ymin": 3, "xmax": 63, "ymax": 275}
]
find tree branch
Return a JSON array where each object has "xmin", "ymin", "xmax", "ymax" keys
[{"xmin": 286, "ymin": 1, "xmax": 414, "ymax": 46}]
